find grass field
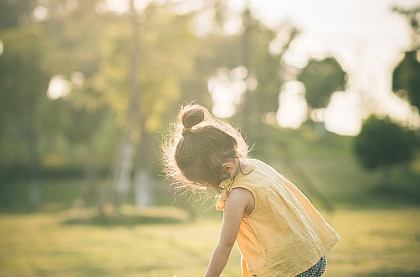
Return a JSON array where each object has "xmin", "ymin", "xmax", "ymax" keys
[{"xmin": 0, "ymin": 206, "xmax": 420, "ymax": 277}]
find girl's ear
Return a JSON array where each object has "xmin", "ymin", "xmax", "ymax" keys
[{"xmin": 221, "ymin": 161, "xmax": 236, "ymax": 179}]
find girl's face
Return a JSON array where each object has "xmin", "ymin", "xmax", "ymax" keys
[{"xmin": 184, "ymin": 159, "xmax": 238, "ymax": 190}]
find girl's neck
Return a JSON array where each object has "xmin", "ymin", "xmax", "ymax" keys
[{"xmin": 233, "ymin": 157, "xmax": 250, "ymax": 179}]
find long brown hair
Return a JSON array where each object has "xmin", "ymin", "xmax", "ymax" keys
[{"xmin": 161, "ymin": 104, "xmax": 249, "ymax": 192}]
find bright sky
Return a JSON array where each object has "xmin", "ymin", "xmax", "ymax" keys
[{"xmin": 225, "ymin": 0, "xmax": 419, "ymax": 136}]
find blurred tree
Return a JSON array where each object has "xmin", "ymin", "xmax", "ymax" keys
[
  {"xmin": 297, "ymin": 56, "xmax": 347, "ymax": 116},
  {"xmin": 392, "ymin": 51, "xmax": 420, "ymax": 114},
  {"xmin": 392, "ymin": 5, "xmax": 420, "ymax": 127},
  {"xmin": 240, "ymin": 14, "xmax": 300, "ymax": 141},
  {"xmin": 38, "ymin": 0, "xmax": 120, "ymax": 208},
  {"xmin": 297, "ymin": 56, "xmax": 347, "ymax": 139},
  {"xmin": 0, "ymin": 24, "xmax": 51, "ymax": 210},
  {"xmin": 192, "ymin": 5, "xmax": 299, "ymax": 143},
  {"xmin": 353, "ymin": 115, "xmax": 416, "ymax": 186},
  {"xmin": 91, "ymin": 2, "xmax": 205, "ymax": 209},
  {"xmin": 19, "ymin": 0, "xmax": 232, "ymax": 211}
]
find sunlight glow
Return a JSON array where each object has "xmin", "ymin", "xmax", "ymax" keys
[
  {"xmin": 277, "ymin": 81, "xmax": 307, "ymax": 129},
  {"xmin": 324, "ymin": 91, "xmax": 362, "ymax": 136},
  {"xmin": 223, "ymin": 13, "xmax": 243, "ymax": 35},
  {"xmin": 32, "ymin": 6, "xmax": 48, "ymax": 22},
  {"xmin": 47, "ymin": 75, "xmax": 72, "ymax": 99},
  {"xmin": 208, "ymin": 67, "xmax": 248, "ymax": 118},
  {"xmin": 219, "ymin": 0, "xmax": 415, "ymax": 136},
  {"xmin": 106, "ymin": 0, "xmax": 129, "ymax": 14},
  {"xmin": 103, "ymin": 0, "xmax": 152, "ymax": 14},
  {"xmin": 71, "ymin": 72, "xmax": 85, "ymax": 88}
]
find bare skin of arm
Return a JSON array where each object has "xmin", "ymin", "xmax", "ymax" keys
[{"xmin": 204, "ymin": 187, "xmax": 254, "ymax": 277}]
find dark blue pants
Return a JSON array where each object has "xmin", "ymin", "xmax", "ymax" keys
[{"xmin": 295, "ymin": 256, "xmax": 327, "ymax": 277}]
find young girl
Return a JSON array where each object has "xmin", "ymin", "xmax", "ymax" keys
[{"xmin": 162, "ymin": 104, "xmax": 340, "ymax": 277}]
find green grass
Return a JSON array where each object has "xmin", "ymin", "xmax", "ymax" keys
[
  {"xmin": 0, "ymin": 207, "xmax": 419, "ymax": 277},
  {"xmin": 326, "ymin": 208, "xmax": 420, "ymax": 277}
]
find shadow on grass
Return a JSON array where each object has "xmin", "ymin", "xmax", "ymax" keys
[
  {"xmin": 60, "ymin": 206, "xmax": 193, "ymax": 226},
  {"xmin": 62, "ymin": 214, "xmax": 186, "ymax": 226}
]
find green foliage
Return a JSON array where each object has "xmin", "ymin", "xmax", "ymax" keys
[
  {"xmin": 297, "ymin": 56, "xmax": 347, "ymax": 110},
  {"xmin": 0, "ymin": 24, "xmax": 50, "ymax": 119},
  {"xmin": 41, "ymin": 0, "xmax": 104, "ymax": 77},
  {"xmin": 0, "ymin": 24, "xmax": 51, "ymax": 163},
  {"xmin": 0, "ymin": 0, "xmax": 300, "ymax": 171},
  {"xmin": 392, "ymin": 51, "xmax": 420, "ymax": 112},
  {"xmin": 353, "ymin": 115, "xmax": 416, "ymax": 171},
  {"xmin": 91, "ymin": 3, "xmax": 205, "ymax": 134},
  {"xmin": 39, "ymin": 0, "xmax": 116, "ymax": 156}
]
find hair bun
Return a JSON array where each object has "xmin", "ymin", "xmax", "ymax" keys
[{"xmin": 182, "ymin": 105, "xmax": 206, "ymax": 129}]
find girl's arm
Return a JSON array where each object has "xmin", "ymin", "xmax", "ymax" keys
[{"xmin": 204, "ymin": 188, "xmax": 254, "ymax": 277}]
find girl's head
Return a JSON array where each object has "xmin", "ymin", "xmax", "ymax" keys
[{"xmin": 162, "ymin": 104, "xmax": 249, "ymax": 191}]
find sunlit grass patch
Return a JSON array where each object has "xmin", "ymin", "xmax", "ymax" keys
[
  {"xmin": 0, "ymin": 208, "xmax": 419, "ymax": 277},
  {"xmin": 0, "ymin": 208, "xmax": 219, "ymax": 277},
  {"xmin": 325, "ymin": 209, "xmax": 420, "ymax": 277}
]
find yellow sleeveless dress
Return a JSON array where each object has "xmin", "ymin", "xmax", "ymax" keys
[{"xmin": 216, "ymin": 159, "xmax": 340, "ymax": 277}]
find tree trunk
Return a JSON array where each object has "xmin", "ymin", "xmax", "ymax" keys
[
  {"xmin": 113, "ymin": 141, "xmax": 134, "ymax": 209},
  {"xmin": 134, "ymin": 168, "xmax": 153, "ymax": 207},
  {"xmin": 134, "ymin": 120, "xmax": 154, "ymax": 207},
  {"xmin": 25, "ymin": 119, "xmax": 40, "ymax": 211},
  {"xmin": 112, "ymin": 0, "xmax": 140, "ymax": 211},
  {"xmin": 80, "ymin": 138, "xmax": 99, "ymax": 207}
]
